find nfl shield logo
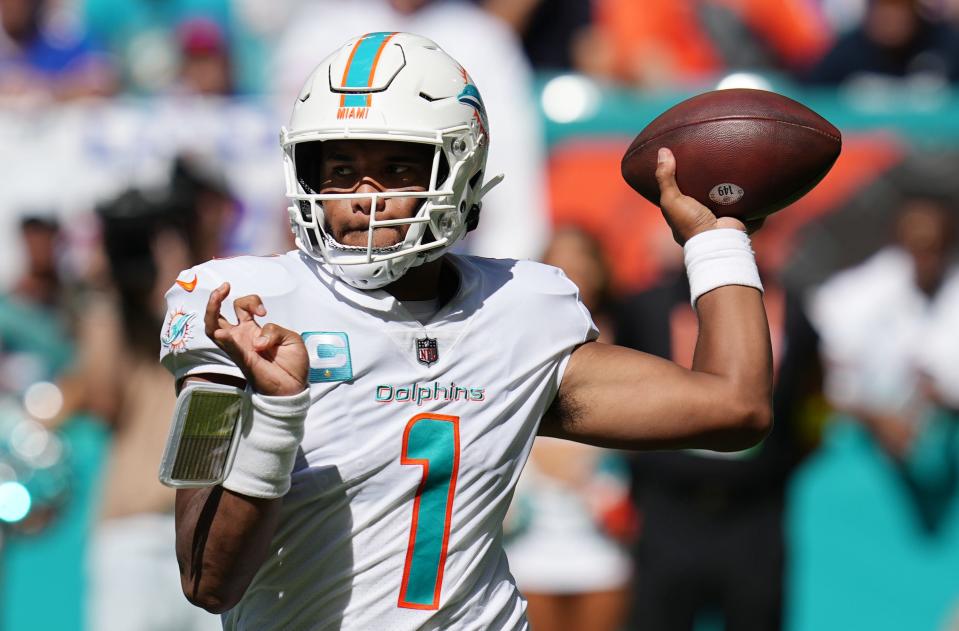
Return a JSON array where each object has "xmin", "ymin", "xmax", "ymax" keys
[{"xmin": 416, "ymin": 337, "xmax": 439, "ymax": 366}]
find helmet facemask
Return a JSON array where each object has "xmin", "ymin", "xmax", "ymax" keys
[{"xmin": 284, "ymin": 129, "xmax": 486, "ymax": 290}]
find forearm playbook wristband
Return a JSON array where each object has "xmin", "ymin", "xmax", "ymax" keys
[
  {"xmin": 159, "ymin": 383, "xmax": 311, "ymax": 498},
  {"xmin": 159, "ymin": 382, "xmax": 249, "ymax": 489},
  {"xmin": 683, "ymin": 228, "xmax": 764, "ymax": 307}
]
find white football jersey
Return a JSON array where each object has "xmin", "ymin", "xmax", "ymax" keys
[{"xmin": 160, "ymin": 251, "xmax": 597, "ymax": 630}]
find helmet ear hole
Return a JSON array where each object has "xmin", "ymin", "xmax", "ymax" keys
[
  {"xmin": 463, "ymin": 171, "xmax": 483, "ymax": 233},
  {"xmin": 297, "ymin": 200, "xmax": 321, "ymax": 248},
  {"xmin": 466, "ymin": 204, "xmax": 481, "ymax": 232},
  {"xmin": 436, "ymin": 151, "xmax": 450, "ymax": 187},
  {"xmin": 468, "ymin": 170, "xmax": 483, "ymax": 190},
  {"xmin": 298, "ymin": 200, "xmax": 312, "ymax": 222},
  {"xmin": 294, "ymin": 142, "xmax": 324, "ymax": 194}
]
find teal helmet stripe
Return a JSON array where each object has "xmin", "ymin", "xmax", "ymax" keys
[{"xmin": 341, "ymin": 32, "xmax": 396, "ymax": 107}]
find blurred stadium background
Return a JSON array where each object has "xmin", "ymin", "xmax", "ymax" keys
[{"xmin": 2, "ymin": 0, "xmax": 959, "ymax": 630}]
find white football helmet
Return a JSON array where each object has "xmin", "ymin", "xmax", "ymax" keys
[{"xmin": 281, "ymin": 32, "xmax": 503, "ymax": 289}]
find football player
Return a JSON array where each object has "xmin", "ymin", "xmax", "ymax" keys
[{"xmin": 160, "ymin": 32, "xmax": 771, "ymax": 630}]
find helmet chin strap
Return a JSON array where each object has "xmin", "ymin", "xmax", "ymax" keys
[
  {"xmin": 331, "ymin": 255, "xmax": 412, "ymax": 290},
  {"xmin": 321, "ymin": 227, "xmax": 421, "ymax": 290}
]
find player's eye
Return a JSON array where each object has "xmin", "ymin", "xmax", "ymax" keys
[
  {"xmin": 331, "ymin": 165, "xmax": 355, "ymax": 178},
  {"xmin": 382, "ymin": 163, "xmax": 430, "ymax": 188}
]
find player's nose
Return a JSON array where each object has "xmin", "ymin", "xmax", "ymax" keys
[{"xmin": 353, "ymin": 180, "xmax": 387, "ymax": 216}]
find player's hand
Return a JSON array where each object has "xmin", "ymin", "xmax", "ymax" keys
[
  {"xmin": 655, "ymin": 147, "xmax": 762, "ymax": 245},
  {"xmin": 204, "ymin": 283, "xmax": 309, "ymax": 397}
]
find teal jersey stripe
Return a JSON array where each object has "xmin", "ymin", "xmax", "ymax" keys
[{"xmin": 342, "ymin": 32, "xmax": 393, "ymax": 107}]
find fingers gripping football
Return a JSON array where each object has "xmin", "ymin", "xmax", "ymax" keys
[
  {"xmin": 655, "ymin": 148, "xmax": 748, "ymax": 245},
  {"xmin": 204, "ymin": 283, "xmax": 309, "ymax": 396}
]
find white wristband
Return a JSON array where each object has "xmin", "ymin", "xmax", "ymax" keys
[
  {"xmin": 221, "ymin": 388, "xmax": 311, "ymax": 499},
  {"xmin": 684, "ymin": 228, "xmax": 763, "ymax": 307}
]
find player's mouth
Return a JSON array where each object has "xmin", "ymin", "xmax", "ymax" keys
[{"xmin": 326, "ymin": 227, "xmax": 406, "ymax": 252}]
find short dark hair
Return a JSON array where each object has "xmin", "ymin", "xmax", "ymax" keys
[{"xmin": 19, "ymin": 215, "xmax": 59, "ymax": 232}]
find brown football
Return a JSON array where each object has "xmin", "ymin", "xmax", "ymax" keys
[{"xmin": 621, "ymin": 88, "xmax": 842, "ymax": 221}]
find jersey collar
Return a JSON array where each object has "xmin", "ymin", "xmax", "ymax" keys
[{"xmin": 296, "ymin": 251, "xmax": 480, "ymax": 326}]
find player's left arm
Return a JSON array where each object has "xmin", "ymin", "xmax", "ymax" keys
[{"xmin": 541, "ymin": 148, "xmax": 773, "ymax": 451}]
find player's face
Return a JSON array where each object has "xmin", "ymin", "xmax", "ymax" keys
[
  {"xmin": 896, "ymin": 200, "xmax": 956, "ymax": 294},
  {"xmin": 300, "ymin": 140, "xmax": 434, "ymax": 249}
]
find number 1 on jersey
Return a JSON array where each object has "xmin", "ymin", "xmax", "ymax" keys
[{"xmin": 398, "ymin": 413, "xmax": 460, "ymax": 610}]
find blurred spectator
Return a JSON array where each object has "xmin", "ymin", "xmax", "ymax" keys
[
  {"xmin": 0, "ymin": 215, "xmax": 73, "ymax": 393},
  {"xmin": 0, "ymin": 215, "xmax": 74, "ymax": 544},
  {"xmin": 0, "ymin": 214, "xmax": 76, "ymax": 391},
  {"xmin": 13, "ymin": 216, "xmax": 62, "ymax": 310},
  {"xmin": 479, "ymin": 0, "xmax": 593, "ymax": 71},
  {"xmin": 80, "ymin": 191, "xmax": 219, "ymax": 631},
  {"xmin": 0, "ymin": 0, "xmax": 116, "ymax": 102},
  {"xmin": 49, "ymin": 158, "xmax": 233, "ymax": 631},
  {"xmin": 808, "ymin": 195, "xmax": 959, "ymax": 533},
  {"xmin": 616, "ymin": 232, "xmax": 817, "ymax": 631},
  {"xmin": 270, "ymin": 0, "xmax": 549, "ymax": 261},
  {"xmin": 175, "ymin": 17, "xmax": 233, "ymax": 95},
  {"xmin": 587, "ymin": 0, "xmax": 829, "ymax": 86},
  {"xmin": 167, "ymin": 154, "xmax": 238, "ymax": 263},
  {"xmin": 80, "ymin": 0, "xmax": 265, "ymax": 94},
  {"xmin": 505, "ymin": 227, "xmax": 633, "ymax": 631},
  {"xmin": 809, "ymin": 0, "xmax": 959, "ymax": 83}
]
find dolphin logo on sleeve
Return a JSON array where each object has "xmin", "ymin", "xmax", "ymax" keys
[{"xmin": 161, "ymin": 310, "xmax": 198, "ymax": 353}]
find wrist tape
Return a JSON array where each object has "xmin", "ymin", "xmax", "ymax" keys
[
  {"xmin": 684, "ymin": 228, "xmax": 763, "ymax": 307},
  {"xmin": 221, "ymin": 388, "xmax": 311, "ymax": 499}
]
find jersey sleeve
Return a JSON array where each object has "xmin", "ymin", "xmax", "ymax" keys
[
  {"xmin": 509, "ymin": 260, "xmax": 599, "ymax": 392},
  {"xmin": 159, "ymin": 263, "xmax": 243, "ymax": 384},
  {"xmin": 550, "ymin": 271, "xmax": 600, "ymax": 391}
]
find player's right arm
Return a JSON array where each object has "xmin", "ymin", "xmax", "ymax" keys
[
  {"xmin": 174, "ymin": 283, "xmax": 308, "ymax": 613},
  {"xmin": 541, "ymin": 148, "xmax": 773, "ymax": 451},
  {"xmin": 541, "ymin": 290, "xmax": 772, "ymax": 451},
  {"xmin": 175, "ymin": 443, "xmax": 282, "ymax": 613}
]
